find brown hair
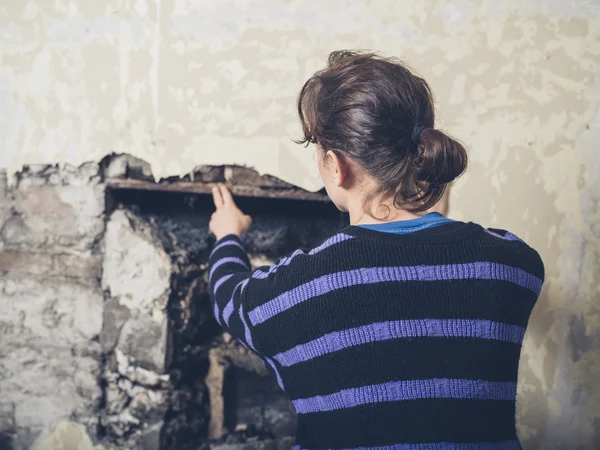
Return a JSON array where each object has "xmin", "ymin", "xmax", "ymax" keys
[{"xmin": 297, "ymin": 50, "xmax": 467, "ymax": 214}]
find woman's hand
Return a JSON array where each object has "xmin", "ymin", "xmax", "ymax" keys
[{"xmin": 210, "ymin": 184, "xmax": 252, "ymax": 240}]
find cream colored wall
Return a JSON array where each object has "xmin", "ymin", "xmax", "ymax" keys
[{"xmin": 1, "ymin": 0, "xmax": 599, "ymax": 448}]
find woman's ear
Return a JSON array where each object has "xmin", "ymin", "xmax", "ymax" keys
[{"xmin": 326, "ymin": 150, "xmax": 348, "ymax": 187}]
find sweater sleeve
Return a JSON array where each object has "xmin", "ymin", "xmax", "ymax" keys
[
  {"xmin": 207, "ymin": 234, "xmax": 257, "ymax": 348},
  {"xmin": 208, "ymin": 232, "xmax": 350, "ymax": 357}
]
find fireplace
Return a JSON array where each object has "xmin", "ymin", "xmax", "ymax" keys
[
  {"xmin": 0, "ymin": 154, "xmax": 347, "ymax": 449},
  {"xmin": 222, "ymin": 366, "xmax": 296, "ymax": 438},
  {"xmin": 0, "ymin": 155, "xmax": 345, "ymax": 449},
  {"xmin": 97, "ymin": 156, "xmax": 347, "ymax": 449}
]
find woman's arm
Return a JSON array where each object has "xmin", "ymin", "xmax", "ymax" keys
[
  {"xmin": 208, "ymin": 233, "xmax": 255, "ymax": 347},
  {"xmin": 207, "ymin": 184, "xmax": 257, "ymax": 348},
  {"xmin": 207, "ymin": 184, "xmax": 319, "ymax": 370}
]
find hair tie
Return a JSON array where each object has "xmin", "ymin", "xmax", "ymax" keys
[{"xmin": 412, "ymin": 124, "xmax": 426, "ymax": 144}]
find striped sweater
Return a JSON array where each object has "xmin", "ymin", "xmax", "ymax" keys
[{"xmin": 208, "ymin": 221, "xmax": 544, "ymax": 449}]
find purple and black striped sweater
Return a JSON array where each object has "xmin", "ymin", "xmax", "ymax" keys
[{"xmin": 208, "ymin": 221, "xmax": 544, "ymax": 449}]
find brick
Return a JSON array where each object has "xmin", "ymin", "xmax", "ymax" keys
[
  {"xmin": 15, "ymin": 162, "xmax": 101, "ymax": 188},
  {"xmin": 1, "ymin": 214, "xmax": 105, "ymax": 253},
  {"xmin": 2, "ymin": 347, "xmax": 102, "ymax": 448},
  {"xmin": 191, "ymin": 165, "xmax": 225, "ymax": 183},
  {"xmin": 14, "ymin": 185, "xmax": 104, "ymax": 217},
  {"xmin": 116, "ymin": 316, "xmax": 169, "ymax": 374},
  {"xmin": 101, "ymin": 153, "xmax": 154, "ymax": 182},
  {"xmin": 102, "ymin": 209, "xmax": 171, "ymax": 312},
  {"xmin": 227, "ymin": 165, "xmax": 293, "ymax": 188},
  {"xmin": 100, "ymin": 298, "xmax": 131, "ymax": 353},
  {"xmin": 2, "ymin": 184, "xmax": 105, "ymax": 252},
  {"xmin": 0, "ymin": 251, "xmax": 101, "ymax": 279},
  {"xmin": 0, "ymin": 277, "xmax": 104, "ymax": 347}
]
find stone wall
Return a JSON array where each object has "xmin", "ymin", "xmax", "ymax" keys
[
  {"xmin": 0, "ymin": 155, "xmax": 339, "ymax": 450},
  {"xmin": 0, "ymin": 164, "xmax": 105, "ymax": 450},
  {"xmin": 99, "ymin": 208, "xmax": 171, "ymax": 449}
]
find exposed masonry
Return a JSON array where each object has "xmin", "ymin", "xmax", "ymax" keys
[
  {"xmin": 0, "ymin": 154, "xmax": 343, "ymax": 450},
  {"xmin": 0, "ymin": 162, "xmax": 106, "ymax": 450}
]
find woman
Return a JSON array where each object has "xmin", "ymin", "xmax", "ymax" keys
[{"xmin": 208, "ymin": 51, "xmax": 543, "ymax": 449}]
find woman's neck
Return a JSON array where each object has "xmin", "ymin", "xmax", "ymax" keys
[
  {"xmin": 344, "ymin": 179, "xmax": 450, "ymax": 226},
  {"xmin": 348, "ymin": 198, "xmax": 426, "ymax": 226}
]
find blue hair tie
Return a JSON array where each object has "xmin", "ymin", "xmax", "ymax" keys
[{"xmin": 412, "ymin": 124, "xmax": 426, "ymax": 144}]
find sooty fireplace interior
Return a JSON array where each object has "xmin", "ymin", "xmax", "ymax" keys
[{"xmin": 100, "ymin": 161, "xmax": 347, "ymax": 449}]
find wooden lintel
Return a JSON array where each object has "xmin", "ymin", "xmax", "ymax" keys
[{"xmin": 106, "ymin": 178, "xmax": 330, "ymax": 202}]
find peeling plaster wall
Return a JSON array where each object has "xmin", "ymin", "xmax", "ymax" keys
[{"xmin": 1, "ymin": 1, "xmax": 599, "ymax": 448}]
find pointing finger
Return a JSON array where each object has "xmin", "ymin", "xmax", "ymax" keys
[
  {"xmin": 219, "ymin": 183, "xmax": 234, "ymax": 205},
  {"xmin": 212, "ymin": 185, "xmax": 223, "ymax": 209}
]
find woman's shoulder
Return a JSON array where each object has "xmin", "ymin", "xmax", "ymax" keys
[
  {"xmin": 481, "ymin": 226, "xmax": 539, "ymax": 254},
  {"xmin": 478, "ymin": 226, "xmax": 545, "ymax": 281}
]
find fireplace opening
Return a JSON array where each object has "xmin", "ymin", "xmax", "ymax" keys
[
  {"xmin": 100, "ymin": 166, "xmax": 348, "ymax": 449},
  {"xmin": 222, "ymin": 366, "xmax": 296, "ymax": 439},
  {"xmin": 107, "ymin": 185, "xmax": 347, "ymax": 261}
]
